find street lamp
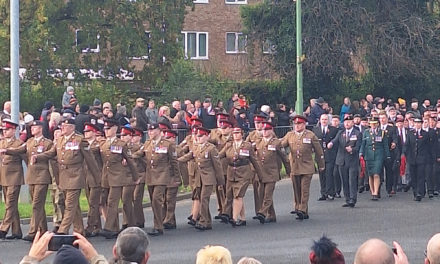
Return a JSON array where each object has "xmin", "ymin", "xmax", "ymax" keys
[{"xmin": 295, "ymin": 0, "xmax": 303, "ymax": 115}]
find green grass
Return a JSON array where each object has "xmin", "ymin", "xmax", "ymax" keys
[{"xmin": 0, "ymin": 184, "xmax": 191, "ymax": 220}]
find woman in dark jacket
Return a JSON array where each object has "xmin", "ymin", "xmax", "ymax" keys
[{"xmin": 276, "ymin": 104, "xmax": 290, "ymax": 127}]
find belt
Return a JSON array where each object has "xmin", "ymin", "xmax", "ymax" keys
[{"xmin": 229, "ymin": 161, "xmax": 249, "ymax": 167}]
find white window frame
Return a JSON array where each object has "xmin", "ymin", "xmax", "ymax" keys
[
  {"xmin": 225, "ymin": 0, "xmax": 247, "ymax": 5},
  {"xmin": 193, "ymin": 0, "xmax": 209, "ymax": 3},
  {"xmin": 181, "ymin": 31, "xmax": 209, "ymax": 60},
  {"xmin": 225, "ymin": 32, "xmax": 247, "ymax": 54},
  {"xmin": 75, "ymin": 29, "xmax": 100, "ymax": 53},
  {"xmin": 130, "ymin": 31, "xmax": 152, "ymax": 60}
]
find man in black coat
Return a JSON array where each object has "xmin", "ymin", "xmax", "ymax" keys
[
  {"xmin": 328, "ymin": 116, "xmax": 362, "ymax": 207},
  {"xmin": 378, "ymin": 111, "xmax": 399, "ymax": 196},
  {"xmin": 405, "ymin": 118, "xmax": 430, "ymax": 201},
  {"xmin": 75, "ymin": 104, "xmax": 91, "ymax": 134},
  {"xmin": 313, "ymin": 114, "xmax": 339, "ymax": 200},
  {"xmin": 131, "ymin": 98, "xmax": 149, "ymax": 132}
]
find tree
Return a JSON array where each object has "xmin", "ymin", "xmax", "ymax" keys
[
  {"xmin": 241, "ymin": 0, "xmax": 440, "ymax": 104},
  {"xmin": 0, "ymin": 0, "xmax": 193, "ymax": 112}
]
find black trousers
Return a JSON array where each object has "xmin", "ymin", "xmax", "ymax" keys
[{"xmin": 410, "ymin": 163, "xmax": 427, "ymax": 197}]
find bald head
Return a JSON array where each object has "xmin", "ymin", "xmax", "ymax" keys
[
  {"xmin": 427, "ymin": 233, "xmax": 440, "ymax": 264},
  {"xmin": 354, "ymin": 239, "xmax": 394, "ymax": 264}
]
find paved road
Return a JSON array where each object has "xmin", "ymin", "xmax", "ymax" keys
[{"xmin": 1, "ymin": 176, "xmax": 439, "ymax": 263}]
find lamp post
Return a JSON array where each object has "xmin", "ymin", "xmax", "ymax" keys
[
  {"xmin": 10, "ymin": 0, "xmax": 19, "ymax": 124},
  {"xmin": 295, "ymin": 0, "xmax": 303, "ymax": 115}
]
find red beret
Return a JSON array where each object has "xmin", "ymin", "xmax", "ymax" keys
[
  {"xmin": 83, "ymin": 122, "xmax": 99, "ymax": 133},
  {"xmin": 2, "ymin": 119, "xmax": 18, "ymax": 129},
  {"xmin": 158, "ymin": 122, "xmax": 172, "ymax": 131},
  {"xmin": 216, "ymin": 113, "xmax": 230, "ymax": 120},
  {"xmin": 132, "ymin": 127, "xmax": 143, "ymax": 137},
  {"xmin": 120, "ymin": 127, "xmax": 134, "ymax": 136},
  {"xmin": 262, "ymin": 121, "xmax": 274, "ymax": 130},
  {"xmin": 163, "ymin": 129, "xmax": 177, "ymax": 139},
  {"xmin": 232, "ymin": 127, "xmax": 242, "ymax": 134},
  {"xmin": 190, "ymin": 118, "xmax": 203, "ymax": 127},
  {"xmin": 253, "ymin": 114, "xmax": 266, "ymax": 122},
  {"xmin": 197, "ymin": 127, "xmax": 210, "ymax": 137},
  {"xmin": 293, "ymin": 115, "xmax": 307, "ymax": 124},
  {"xmin": 219, "ymin": 120, "xmax": 232, "ymax": 129}
]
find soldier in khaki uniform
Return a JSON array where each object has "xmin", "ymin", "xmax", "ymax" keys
[
  {"xmin": 2, "ymin": 120, "xmax": 53, "ymax": 241},
  {"xmin": 162, "ymin": 129, "xmax": 181, "ymax": 230},
  {"xmin": 49, "ymin": 129, "xmax": 65, "ymax": 233},
  {"xmin": 0, "ymin": 120, "xmax": 26, "ymax": 239},
  {"xmin": 100, "ymin": 121, "xmax": 138, "ymax": 239},
  {"xmin": 209, "ymin": 119, "xmax": 233, "ymax": 219},
  {"xmin": 179, "ymin": 127, "xmax": 224, "ymax": 231},
  {"xmin": 219, "ymin": 127, "xmax": 264, "ymax": 227},
  {"xmin": 178, "ymin": 119, "xmax": 201, "ymax": 220},
  {"xmin": 34, "ymin": 118, "xmax": 100, "ymax": 235},
  {"xmin": 245, "ymin": 114, "xmax": 266, "ymax": 219},
  {"xmin": 255, "ymin": 122, "xmax": 291, "ymax": 224},
  {"xmin": 132, "ymin": 123, "xmax": 179, "ymax": 236},
  {"xmin": 281, "ymin": 115, "xmax": 325, "ymax": 220},
  {"xmin": 131, "ymin": 127, "xmax": 147, "ymax": 228},
  {"xmin": 83, "ymin": 123, "xmax": 103, "ymax": 237}
]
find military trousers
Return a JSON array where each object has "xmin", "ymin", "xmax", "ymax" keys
[
  {"xmin": 291, "ymin": 174, "xmax": 313, "ymax": 214},
  {"xmin": 258, "ymin": 182, "xmax": 276, "ymax": 220},
  {"xmin": 148, "ymin": 185, "xmax": 166, "ymax": 231},
  {"xmin": 59, "ymin": 189, "xmax": 84, "ymax": 234},
  {"xmin": 28, "ymin": 184, "xmax": 49, "ymax": 235},
  {"xmin": 85, "ymin": 186, "xmax": 102, "ymax": 233},
  {"xmin": 163, "ymin": 186, "xmax": 178, "ymax": 227},
  {"xmin": 133, "ymin": 183, "xmax": 146, "ymax": 227},
  {"xmin": 0, "ymin": 185, "xmax": 22, "ymax": 236}
]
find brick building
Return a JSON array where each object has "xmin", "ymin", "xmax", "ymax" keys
[{"xmin": 181, "ymin": 0, "xmax": 277, "ymax": 81}]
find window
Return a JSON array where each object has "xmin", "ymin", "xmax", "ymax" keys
[
  {"xmin": 262, "ymin": 39, "xmax": 276, "ymax": 54},
  {"xmin": 194, "ymin": 0, "xmax": 208, "ymax": 3},
  {"xmin": 181, "ymin": 32, "xmax": 208, "ymax": 60},
  {"xmin": 226, "ymin": 32, "xmax": 247, "ymax": 54},
  {"xmin": 225, "ymin": 0, "xmax": 246, "ymax": 4},
  {"xmin": 129, "ymin": 31, "xmax": 152, "ymax": 60},
  {"xmin": 75, "ymin": 29, "xmax": 100, "ymax": 53}
]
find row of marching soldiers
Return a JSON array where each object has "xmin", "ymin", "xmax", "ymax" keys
[{"xmin": 0, "ymin": 110, "xmax": 319, "ymax": 240}]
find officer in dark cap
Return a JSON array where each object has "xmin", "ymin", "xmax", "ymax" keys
[{"xmin": 405, "ymin": 117, "xmax": 430, "ymax": 201}]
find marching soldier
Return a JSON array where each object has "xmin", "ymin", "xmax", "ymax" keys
[
  {"xmin": 281, "ymin": 115, "xmax": 325, "ymax": 220},
  {"xmin": 48, "ymin": 129, "xmax": 65, "ymax": 233},
  {"xmin": 178, "ymin": 118, "xmax": 202, "ymax": 220},
  {"xmin": 162, "ymin": 129, "xmax": 181, "ymax": 230},
  {"xmin": 0, "ymin": 120, "xmax": 26, "ymax": 239},
  {"xmin": 33, "ymin": 118, "xmax": 100, "ymax": 235},
  {"xmin": 132, "ymin": 123, "xmax": 179, "ymax": 236},
  {"xmin": 245, "ymin": 114, "xmax": 266, "ymax": 219},
  {"xmin": 328, "ymin": 116, "xmax": 362, "ymax": 208},
  {"xmin": 209, "ymin": 119, "xmax": 233, "ymax": 219},
  {"xmin": 405, "ymin": 117, "xmax": 430, "ymax": 201},
  {"xmin": 83, "ymin": 122, "xmax": 103, "ymax": 237},
  {"xmin": 100, "ymin": 121, "xmax": 138, "ymax": 239},
  {"xmin": 218, "ymin": 127, "xmax": 263, "ymax": 227},
  {"xmin": 179, "ymin": 127, "xmax": 224, "ymax": 231},
  {"xmin": 1, "ymin": 120, "xmax": 53, "ymax": 241},
  {"xmin": 359, "ymin": 117, "xmax": 390, "ymax": 200},
  {"xmin": 131, "ymin": 127, "xmax": 147, "ymax": 228},
  {"xmin": 255, "ymin": 122, "xmax": 290, "ymax": 224}
]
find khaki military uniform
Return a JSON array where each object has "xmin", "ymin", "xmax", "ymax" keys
[
  {"xmin": 178, "ymin": 134, "xmax": 197, "ymax": 189},
  {"xmin": 209, "ymin": 132, "xmax": 233, "ymax": 216},
  {"xmin": 128, "ymin": 142, "xmax": 146, "ymax": 228},
  {"xmin": 35, "ymin": 132, "xmax": 100, "ymax": 234},
  {"xmin": 6, "ymin": 136, "xmax": 53, "ymax": 236},
  {"xmin": 246, "ymin": 130, "xmax": 264, "ymax": 216},
  {"xmin": 281, "ymin": 130, "xmax": 325, "ymax": 215},
  {"xmin": 163, "ymin": 140, "xmax": 182, "ymax": 228},
  {"xmin": 49, "ymin": 159, "xmax": 65, "ymax": 229},
  {"xmin": 133, "ymin": 137, "xmax": 179, "ymax": 231},
  {"xmin": 219, "ymin": 141, "xmax": 263, "ymax": 217},
  {"xmin": 0, "ymin": 137, "xmax": 26, "ymax": 236},
  {"xmin": 84, "ymin": 139, "xmax": 103, "ymax": 234},
  {"xmin": 255, "ymin": 137, "xmax": 290, "ymax": 221},
  {"xmin": 100, "ymin": 137, "xmax": 138, "ymax": 232}
]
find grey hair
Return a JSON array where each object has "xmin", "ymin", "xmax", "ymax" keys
[{"xmin": 115, "ymin": 227, "xmax": 150, "ymax": 264}]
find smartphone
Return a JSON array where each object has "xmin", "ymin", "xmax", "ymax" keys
[{"xmin": 48, "ymin": 235, "xmax": 78, "ymax": 251}]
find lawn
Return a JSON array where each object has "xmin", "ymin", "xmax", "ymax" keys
[{"xmin": 0, "ymin": 185, "xmax": 192, "ymax": 220}]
